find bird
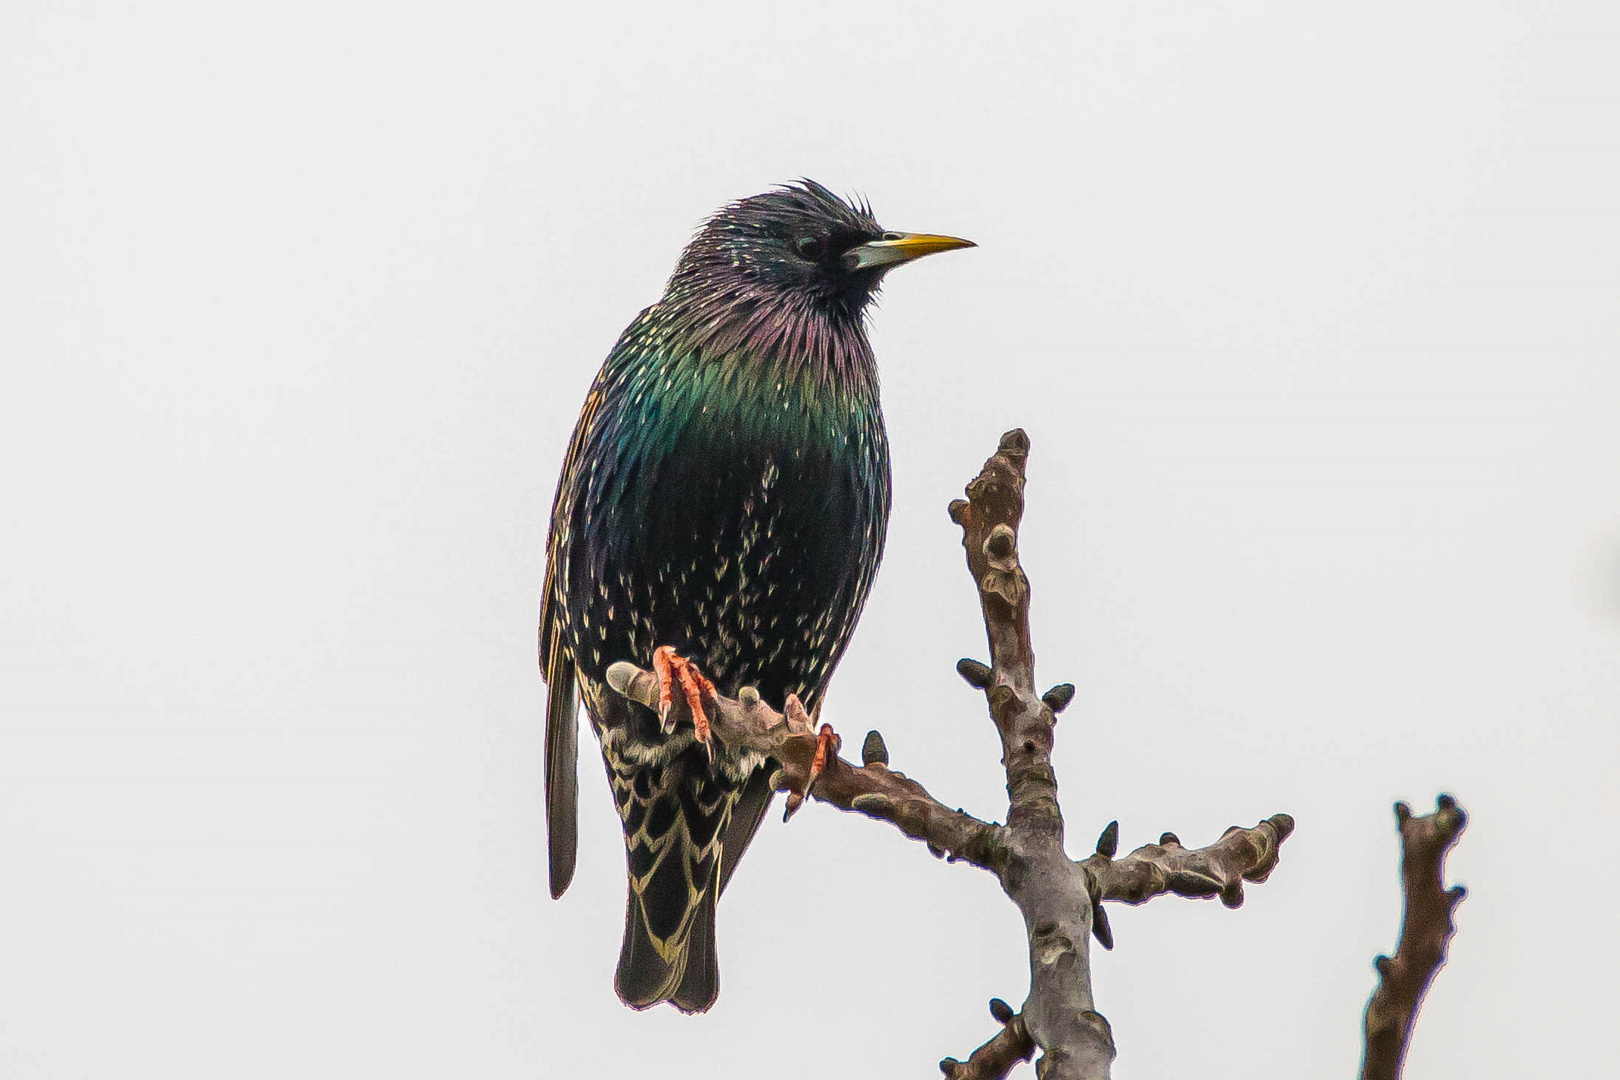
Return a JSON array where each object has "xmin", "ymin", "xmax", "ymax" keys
[{"xmin": 540, "ymin": 180, "xmax": 973, "ymax": 1012}]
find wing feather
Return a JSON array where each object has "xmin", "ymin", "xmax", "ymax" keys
[{"xmin": 541, "ymin": 386, "xmax": 607, "ymax": 900}]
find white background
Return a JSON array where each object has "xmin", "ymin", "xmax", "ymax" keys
[{"xmin": 3, "ymin": 2, "xmax": 1617, "ymax": 1076}]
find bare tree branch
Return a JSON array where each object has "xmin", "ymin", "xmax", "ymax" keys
[
  {"xmin": 1084, "ymin": 815, "xmax": 1296, "ymax": 907},
  {"xmin": 949, "ymin": 430, "xmax": 1115, "ymax": 1079},
  {"xmin": 1360, "ymin": 795, "xmax": 1469, "ymax": 1080},
  {"xmin": 941, "ymin": 999, "xmax": 1036, "ymax": 1080},
  {"xmin": 605, "ymin": 429, "xmax": 1296, "ymax": 1078}
]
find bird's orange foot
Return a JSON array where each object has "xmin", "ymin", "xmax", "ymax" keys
[
  {"xmin": 651, "ymin": 645, "xmax": 717, "ymax": 759},
  {"xmin": 783, "ymin": 695, "xmax": 840, "ymax": 821}
]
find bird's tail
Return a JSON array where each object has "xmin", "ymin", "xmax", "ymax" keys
[
  {"xmin": 615, "ymin": 871, "xmax": 721, "ymax": 1013},
  {"xmin": 616, "ymin": 760, "xmax": 779, "ymax": 1012},
  {"xmin": 605, "ymin": 743, "xmax": 737, "ymax": 1014}
]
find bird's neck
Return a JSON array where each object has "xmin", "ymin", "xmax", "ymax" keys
[{"xmin": 659, "ymin": 287, "xmax": 880, "ymax": 408}]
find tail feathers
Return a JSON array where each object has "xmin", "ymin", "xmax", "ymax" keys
[
  {"xmin": 602, "ymin": 721, "xmax": 751, "ymax": 1013},
  {"xmin": 615, "ymin": 882, "xmax": 719, "ymax": 1013}
]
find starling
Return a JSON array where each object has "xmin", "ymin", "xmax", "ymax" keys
[{"xmin": 540, "ymin": 180, "xmax": 972, "ymax": 1012}]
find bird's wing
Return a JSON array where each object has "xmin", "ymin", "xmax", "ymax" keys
[
  {"xmin": 542, "ymin": 642, "xmax": 578, "ymax": 899},
  {"xmin": 541, "ymin": 385, "xmax": 608, "ymax": 900}
]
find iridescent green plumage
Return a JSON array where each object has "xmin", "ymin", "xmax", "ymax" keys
[{"xmin": 541, "ymin": 181, "xmax": 970, "ymax": 1012}]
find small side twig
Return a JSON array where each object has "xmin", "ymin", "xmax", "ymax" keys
[
  {"xmin": 1083, "ymin": 815, "xmax": 1296, "ymax": 908},
  {"xmin": 941, "ymin": 999, "xmax": 1036, "ymax": 1080},
  {"xmin": 1360, "ymin": 794, "xmax": 1468, "ymax": 1080}
]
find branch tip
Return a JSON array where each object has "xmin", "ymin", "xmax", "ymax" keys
[
  {"xmin": 956, "ymin": 657, "xmax": 993, "ymax": 690},
  {"xmin": 1361, "ymin": 794, "xmax": 1470, "ymax": 1080},
  {"xmin": 1041, "ymin": 682, "xmax": 1076, "ymax": 714},
  {"xmin": 861, "ymin": 729, "xmax": 890, "ymax": 766},
  {"xmin": 998, "ymin": 428, "xmax": 1030, "ymax": 455},
  {"xmin": 1092, "ymin": 903, "xmax": 1114, "ymax": 950},
  {"xmin": 1096, "ymin": 820, "xmax": 1119, "ymax": 858}
]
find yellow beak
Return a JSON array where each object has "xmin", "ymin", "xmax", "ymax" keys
[{"xmin": 844, "ymin": 231, "xmax": 977, "ymax": 271}]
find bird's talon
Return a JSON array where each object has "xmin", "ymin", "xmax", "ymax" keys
[
  {"xmin": 652, "ymin": 647, "xmax": 678, "ymax": 733},
  {"xmin": 807, "ymin": 722, "xmax": 840, "ymax": 793},
  {"xmin": 652, "ymin": 645, "xmax": 716, "ymax": 744},
  {"xmin": 785, "ymin": 723, "xmax": 840, "ymax": 823}
]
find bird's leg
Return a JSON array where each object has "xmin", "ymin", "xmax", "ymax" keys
[
  {"xmin": 651, "ymin": 645, "xmax": 716, "ymax": 759},
  {"xmin": 782, "ymin": 694, "xmax": 841, "ymax": 820}
]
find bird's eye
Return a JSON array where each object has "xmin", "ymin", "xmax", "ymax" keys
[
  {"xmin": 794, "ymin": 234, "xmax": 826, "ymax": 261},
  {"xmin": 881, "ymin": 231, "xmax": 902, "ymax": 241}
]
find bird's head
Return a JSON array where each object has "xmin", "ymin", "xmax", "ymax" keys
[{"xmin": 668, "ymin": 180, "xmax": 974, "ymax": 320}]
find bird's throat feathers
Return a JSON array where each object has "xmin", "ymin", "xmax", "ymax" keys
[{"xmin": 659, "ymin": 287, "xmax": 880, "ymax": 408}]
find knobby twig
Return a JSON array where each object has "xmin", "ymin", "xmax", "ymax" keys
[
  {"xmin": 605, "ymin": 429, "xmax": 1295, "ymax": 1079},
  {"xmin": 940, "ymin": 999, "xmax": 1036, "ymax": 1080},
  {"xmin": 1083, "ymin": 816, "xmax": 1295, "ymax": 908},
  {"xmin": 1360, "ymin": 795, "xmax": 1469, "ymax": 1080}
]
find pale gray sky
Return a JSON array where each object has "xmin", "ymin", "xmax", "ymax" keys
[{"xmin": 3, "ymin": 2, "xmax": 1617, "ymax": 1077}]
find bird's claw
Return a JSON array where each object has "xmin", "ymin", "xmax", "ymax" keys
[
  {"xmin": 651, "ymin": 645, "xmax": 716, "ymax": 759},
  {"xmin": 809, "ymin": 722, "xmax": 839, "ymax": 790},
  {"xmin": 783, "ymin": 709, "xmax": 841, "ymax": 822}
]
